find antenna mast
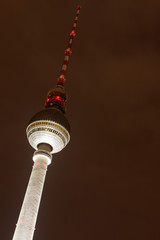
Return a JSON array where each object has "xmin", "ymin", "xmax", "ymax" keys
[
  {"xmin": 45, "ymin": 5, "xmax": 82, "ymax": 113},
  {"xmin": 57, "ymin": 5, "xmax": 82, "ymax": 86}
]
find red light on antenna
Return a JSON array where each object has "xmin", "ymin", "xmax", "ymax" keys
[
  {"xmin": 70, "ymin": 31, "xmax": 76, "ymax": 37},
  {"xmin": 58, "ymin": 76, "xmax": 66, "ymax": 83},
  {"xmin": 77, "ymin": 5, "xmax": 82, "ymax": 9},
  {"xmin": 54, "ymin": 96, "xmax": 65, "ymax": 105},
  {"xmin": 65, "ymin": 49, "xmax": 72, "ymax": 56},
  {"xmin": 55, "ymin": 96, "xmax": 60, "ymax": 101},
  {"xmin": 46, "ymin": 93, "xmax": 65, "ymax": 106}
]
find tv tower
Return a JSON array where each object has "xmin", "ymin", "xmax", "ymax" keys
[{"xmin": 12, "ymin": 5, "xmax": 82, "ymax": 240}]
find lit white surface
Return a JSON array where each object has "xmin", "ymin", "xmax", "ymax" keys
[
  {"xmin": 12, "ymin": 155, "xmax": 49, "ymax": 240},
  {"xmin": 33, "ymin": 152, "xmax": 52, "ymax": 165},
  {"xmin": 26, "ymin": 120, "xmax": 70, "ymax": 153}
]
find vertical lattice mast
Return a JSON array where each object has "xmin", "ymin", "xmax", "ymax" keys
[{"xmin": 12, "ymin": 5, "xmax": 81, "ymax": 240}]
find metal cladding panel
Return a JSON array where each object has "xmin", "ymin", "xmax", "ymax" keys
[{"xmin": 28, "ymin": 108, "xmax": 70, "ymax": 133}]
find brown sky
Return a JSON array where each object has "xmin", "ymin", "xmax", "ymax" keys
[{"xmin": 0, "ymin": 0, "xmax": 160, "ymax": 239}]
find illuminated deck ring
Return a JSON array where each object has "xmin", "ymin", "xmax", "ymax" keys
[{"xmin": 26, "ymin": 120, "xmax": 70, "ymax": 154}]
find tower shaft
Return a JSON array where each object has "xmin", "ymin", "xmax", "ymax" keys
[{"xmin": 12, "ymin": 153, "xmax": 50, "ymax": 240}]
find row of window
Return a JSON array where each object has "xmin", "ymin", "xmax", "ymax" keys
[
  {"xmin": 27, "ymin": 127, "xmax": 66, "ymax": 145},
  {"xmin": 27, "ymin": 121, "xmax": 69, "ymax": 139}
]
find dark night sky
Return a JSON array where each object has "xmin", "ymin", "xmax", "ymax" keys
[{"xmin": 0, "ymin": 0, "xmax": 160, "ymax": 239}]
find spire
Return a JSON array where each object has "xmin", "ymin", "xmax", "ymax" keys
[
  {"xmin": 57, "ymin": 5, "xmax": 82, "ymax": 86},
  {"xmin": 45, "ymin": 5, "xmax": 82, "ymax": 113}
]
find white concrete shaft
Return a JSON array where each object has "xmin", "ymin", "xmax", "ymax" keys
[{"xmin": 12, "ymin": 155, "xmax": 49, "ymax": 240}]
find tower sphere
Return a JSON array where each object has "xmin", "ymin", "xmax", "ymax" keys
[{"xmin": 26, "ymin": 108, "xmax": 70, "ymax": 154}]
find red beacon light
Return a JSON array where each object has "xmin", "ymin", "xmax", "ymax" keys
[
  {"xmin": 77, "ymin": 5, "xmax": 82, "ymax": 9},
  {"xmin": 45, "ymin": 95, "xmax": 65, "ymax": 106},
  {"xmin": 65, "ymin": 49, "xmax": 72, "ymax": 56},
  {"xmin": 70, "ymin": 31, "xmax": 76, "ymax": 37},
  {"xmin": 55, "ymin": 96, "xmax": 61, "ymax": 101},
  {"xmin": 57, "ymin": 76, "xmax": 66, "ymax": 85}
]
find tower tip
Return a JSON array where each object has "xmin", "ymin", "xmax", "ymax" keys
[
  {"xmin": 77, "ymin": 5, "xmax": 82, "ymax": 9},
  {"xmin": 56, "ymin": 4, "xmax": 82, "ymax": 87}
]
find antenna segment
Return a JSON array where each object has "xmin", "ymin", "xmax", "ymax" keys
[
  {"xmin": 57, "ymin": 5, "xmax": 82, "ymax": 86},
  {"xmin": 45, "ymin": 5, "xmax": 82, "ymax": 112}
]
